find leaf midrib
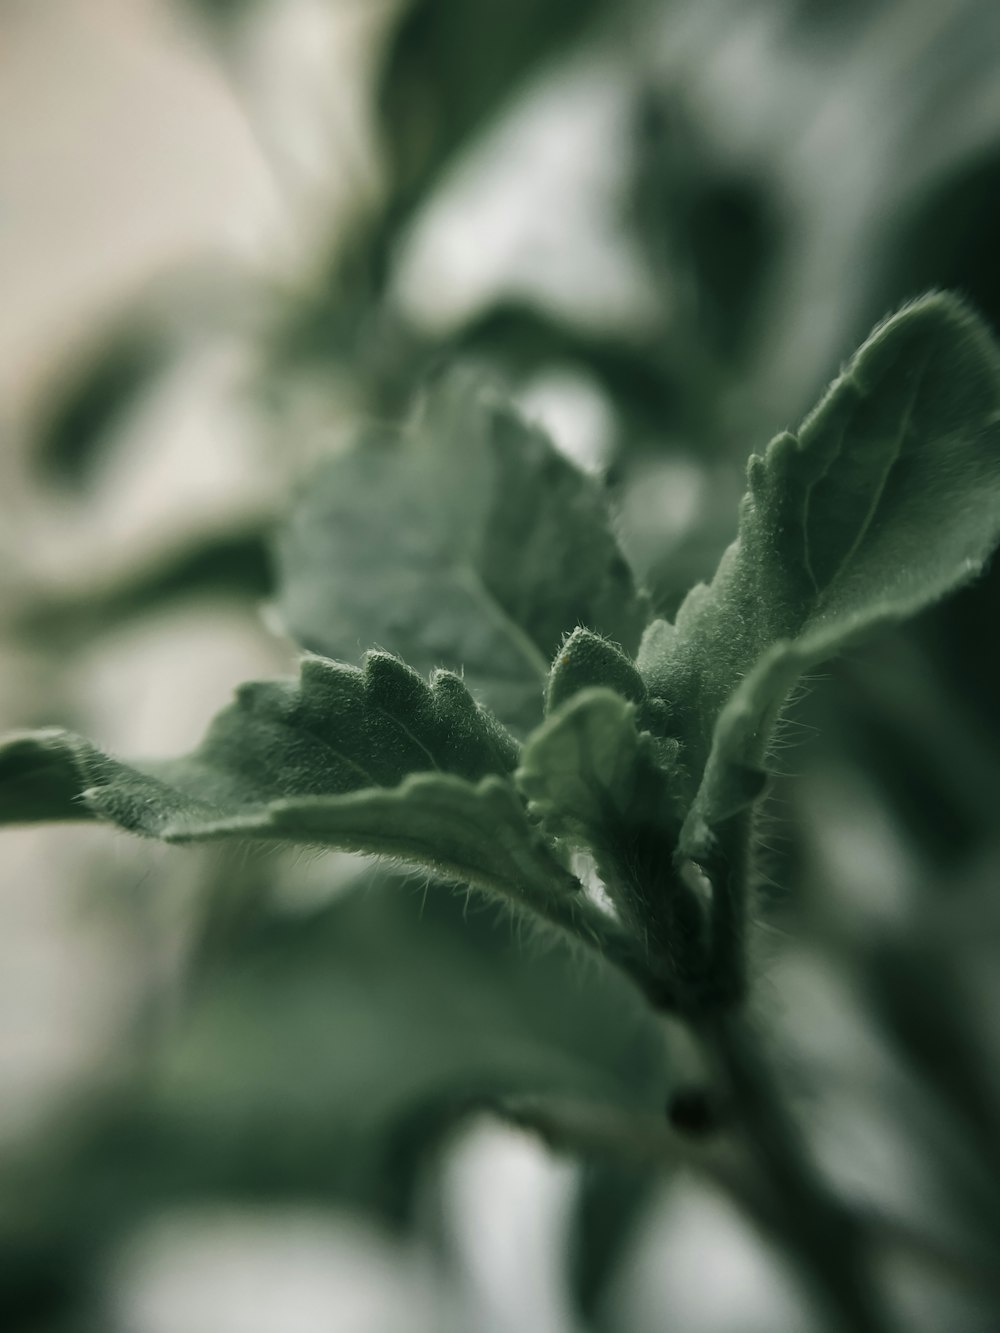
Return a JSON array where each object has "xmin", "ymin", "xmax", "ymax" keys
[
  {"xmin": 806, "ymin": 350, "xmax": 928, "ymax": 612},
  {"xmin": 453, "ymin": 563, "xmax": 552, "ymax": 683}
]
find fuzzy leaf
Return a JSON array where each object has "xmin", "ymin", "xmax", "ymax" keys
[
  {"xmin": 639, "ymin": 294, "xmax": 1000, "ymax": 852},
  {"xmin": 161, "ymin": 874, "xmax": 672, "ymax": 1148},
  {"xmin": 546, "ymin": 627, "xmax": 648, "ymax": 714},
  {"xmin": 276, "ymin": 374, "xmax": 648, "ymax": 735},
  {"xmin": 518, "ymin": 690, "xmax": 706, "ymax": 1004},
  {"xmin": 518, "ymin": 689, "xmax": 676, "ymax": 846},
  {"xmin": 159, "ymin": 773, "xmax": 573, "ymax": 907},
  {"xmin": 0, "ymin": 653, "xmax": 578, "ymax": 905},
  {"xmin": 0, "ymin": 731, "xmax": 100, "ymax": 825}
]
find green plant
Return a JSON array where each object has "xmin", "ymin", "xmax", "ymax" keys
[{"xmin": 4, "ymin": 289, "xmax": 1000, "ymax": 1331}]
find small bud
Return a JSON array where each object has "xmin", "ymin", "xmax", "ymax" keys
[{"xmin": 546, "ymin": 627, "xmax": 647, "ymax": 714}]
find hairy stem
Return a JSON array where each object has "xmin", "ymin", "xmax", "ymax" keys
[
  {"xmin": 511, "ymin": 876, "xmax": 685, "ymax": 1012},
  {"xmin": 698, "ymin": 807, "xmax": 753, "ymax": 1010}
]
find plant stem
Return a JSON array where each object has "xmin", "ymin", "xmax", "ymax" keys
[
  {"xmin": 698, "ymin": 808, "xmax": 753, "ymax": 1010},
  {"xmin": 700, "ymin": 1011, "xmax": 898, "ymax": 1333},
  {"xmin": 673, "ymin": 811, "xmax": 898, "ymax": 1331},
  {"xmin": 517, "ymin": 878, "xmax": 685, "ymax": 1011}
]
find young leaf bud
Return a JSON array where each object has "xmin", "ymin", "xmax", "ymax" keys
[{"xmin": 546, "ymin": 627, "xmax": 647, "ymax": 714}]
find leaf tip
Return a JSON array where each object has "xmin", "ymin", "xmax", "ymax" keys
[{"xmin": 851, "ymin": 290, "xmax": 1000, "ymax": 410}]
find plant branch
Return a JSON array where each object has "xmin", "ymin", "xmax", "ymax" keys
[
  {"xmin": 700, "ymin": 1011, "xmax": 898, "ymax": 1333},
  {"xmin": 697, "ymin": 808, "xmax": 753, "ymax": 1011},
  {"xmin": 512, "ymin": 878, "xmax": 686, "ymax": 1013}
]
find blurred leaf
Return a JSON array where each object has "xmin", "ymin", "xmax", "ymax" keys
[
  {"xmin": 638, "ymin": 294, "xmax": 1000, "ymax": 853},
  {"xmin": 808, "ymin": 636, "xmax": 999, "ymax": 867},
  {"xmin": 631, "ymin": 91, "xmax": 781, "ymax": 363},
  {"xmin": 0, "ymin": 732, "xmax": 98, "ymax": 825},
  {"xmin": 784, "ymin": 0, "xmax": 889, "ymax": 43},
  {"xmin": 18, "ymin": 527, "xmax": 271, "ymax": 645},
  {"xmin": 163, "ymin": 873, "xmax": 671, "ymax": 1157},
  {"xmin": 378, "ymin": 0, "xmax": 610, "ymax": 211},
  {"xmin": 32, "ymin": 319, "xmax": 167, "ymax": 487},
  {"xmin": 569, "ymin": 1162, "xmax": 657, "ymax": 1325},
  {"xmin": 863, "ymin": 921, "xmax": 1000, "ymax": 1183},
  {"xmin": 872, "ymin": 146, "xmax": 1000, "ymax": 337},
  {"xmin": 276, "ymin": 374, "xmax": 649, "ymax": 735},
  {"xmin": 0, "ymin": 873, "xmax": 671, "ymax": 1324},
  {"xmin": 455, "ymin": 301, "xmax": 677, "ymax": 433},
  {"xmin": 181, "ymin": 0, "xmax": 264, "ymax": 31}
]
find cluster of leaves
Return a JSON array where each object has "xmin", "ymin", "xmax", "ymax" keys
[
  {"xmin": 8, "ymin": 1, "xmax": 1000, "ymax": 1329},
  {"xmin": 9, "ymin": 294, "xmax": 1000, "ymax": 987},
  {"xmin": 5, "ymin": 291, "xmax": 1000, "ymax": 1328}
]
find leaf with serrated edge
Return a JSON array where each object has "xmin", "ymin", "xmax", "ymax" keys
[
  {"xmin": 0, "ymin": 730, "xmax": 101, "ymax": 824},
  {"xmin": 276, "ymin": 373, "xmax": 648, "ymax": 735},
  {"xmin": 518, "ymin": 689, "xmax": 674, "ymax": 845},
  {"xmin": 158, "ymin": 773, "xmax": 571, "ymax": 907},
  {"xmin": 639, "ymin": 293, "xmax": 1000, "ymax": 852},
  {"xmin": 0, "ymin": 653, "xmax": 575, "ymax": 906},
  {"xmin": 518, "ymin": 689, "xmax": 704, "ymax": 1000}
]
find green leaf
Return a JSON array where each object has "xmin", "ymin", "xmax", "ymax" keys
[
  {"xmin": 569, "ymin": 1163, "xmax": 658, "ymax": 1324},
  {"xmin": 546, "ymin": 627, "xmax": 648, "ymax": 714},
  {"xmin": 0, "ymin": 653, "xmax": 571, "ymax": 899},
  {"xmin": 1, "ymin": 874, "xmax": 672, "ymax": 1323},
  {"xmin": 163, "ymin": 874, "xmax": 672, "ymax": 1150},
  {"xmin": 455, "ymin": 300, "xmax": 677, "ymax": 420},
  {"xmin": 519, "ymin": 689, "xmax": 676, "ymax": 846},
  {"xmin": 632, "ymin": 91, "xmax": 780, "ymax": 363},
  {"xmin": 518, "ymin": 690, "xmax": 708, "ymax": 1006},
  {"xmin": 33, "ymin": 316, "xmax": 166, "ymax": 486},
  {"xmin": 378, "ymin": 0, "xmax": 609, "ymax": 212},
  {"xmin": 17, "ymin": 527, "xmax": 270, "ymax": 647},
  {"xmin": 1, "ymin": 654, "xmax": 668, "ymax": 990},
  {"xmin": 0, "ymin": 731, "xmax": 100, "ymax": 825},
  {"xmin": 277, "ymin": 373, "xmax": 649, "ymax": 735},
  {"xmin": 164, "ymin": 773, "xmax": 575, "ymax": 908},
  {"xmin": 639, "ymin": 293, "xmax": 1000, "ymax": 852}
]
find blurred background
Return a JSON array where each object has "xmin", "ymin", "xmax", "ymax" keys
[{"xmin": 3, "ymin": 0, "xmax": 1000, "ymax": 1329}]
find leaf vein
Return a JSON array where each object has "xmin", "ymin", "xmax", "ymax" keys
[{"xmin": 453, "ymin": 565, "xmax": 551, "ymax": 682}]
